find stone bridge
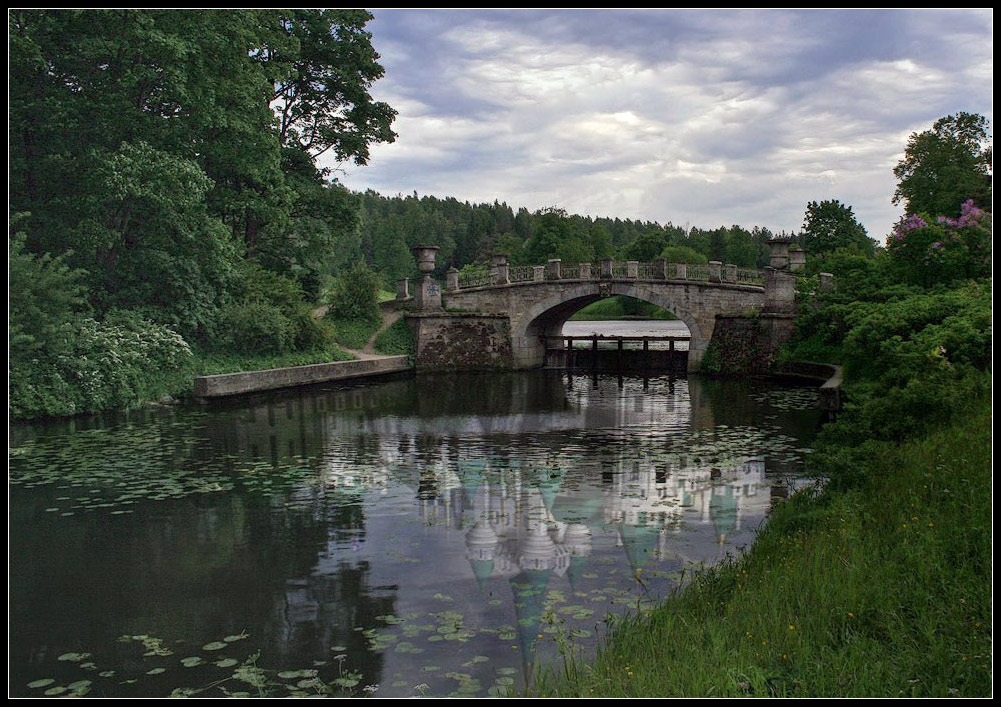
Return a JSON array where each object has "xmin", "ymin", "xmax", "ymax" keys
[{"xmin": 397, "ymin": 242, "xmax": 816, "ymax": 373}]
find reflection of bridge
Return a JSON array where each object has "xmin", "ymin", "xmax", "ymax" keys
[{"xmin": 398, "ymin": 242, "xmax": 807, "ymax": 372}]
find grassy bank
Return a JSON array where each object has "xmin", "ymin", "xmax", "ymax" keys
[
  {"xmin": 569, "ymin": 296, "xmax": 677, "ymax": 321},
  {"xmin": 536, "ymin": 396, "xmax": 991, "ymax": 698}
]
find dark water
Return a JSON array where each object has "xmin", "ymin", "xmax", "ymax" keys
[{"xmin": 9, "ymin": 371, "xmax": 822, "ymax": 698}]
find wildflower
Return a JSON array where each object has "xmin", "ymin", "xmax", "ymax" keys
[{"xmin": 788, "ymin": 624, "xmax": 795, "ymax": 630}]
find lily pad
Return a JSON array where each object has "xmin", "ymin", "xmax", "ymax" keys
[
  {"xmin": 202, "ymin": 641, "xmax": 227, "ymax": 651},
  {"xmin": 27, "ymin": 679, "xmax": 55, "ymax": 689},
  {"xmin": 146, "ymin": 667, "xmax": 167, "ymax": 675},
  {"xmin": 180, "ymin": 656, "xmax": 204, "ymax": 668}
]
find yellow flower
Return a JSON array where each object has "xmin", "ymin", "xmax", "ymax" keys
[{"xmin": 788, "ymin": 624, "xmax": 795, "ymax": 630}]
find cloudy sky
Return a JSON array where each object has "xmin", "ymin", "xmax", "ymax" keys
[{"xmin": 325, "ymin": 9, "xmax": 993, "ymax": 242}]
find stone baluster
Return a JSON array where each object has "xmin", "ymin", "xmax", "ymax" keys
[
  {"xmin": 676, "ymin": 263, "xmax": 687, "ymax": 280},
  {"xmin": 654, "ymin": 258, "xmax": 668, "ymax": 280},
  {"xmin": 600, "ymin": 258, "xmax": 614, "ymax": 279},
  {"xmin": 396, "ymin": 277, "xmax": 410, "ymax": 300},
  {"xmin": 625, "ymin": 260, "xmax": 638, "ymax": 279},
  {"xmin": 709, "ymin": 260, "xmax": 722, "ymax": 283},
  {"xmin": 532, "ymin": 265, "xmax": 545, "ymax": 282},
  {"xmin": 789, "ymin": 247, "xmax": 807, "ymax": 272},
  {"xmin": 724, "ymin": 264, "xmax": 737, "ymax": 283},
  {"xmin": 546, "ymin": 259, "xmax": 562, "ymax": 280},
  {"xmin": 579, "ymin": 262, "xmax": 592, "ymax": 280},
  {"xmin": 820, "ymin": 272, "xmax": 835, "ymax": 292},
  {"xmin": 446, "ymin": 267, "xmax": 459, "ymax": 292}
]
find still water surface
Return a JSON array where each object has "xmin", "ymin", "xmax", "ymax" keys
[{"xmin": 10, "ymin": 368, "xmax": 821, "ymax": 697}]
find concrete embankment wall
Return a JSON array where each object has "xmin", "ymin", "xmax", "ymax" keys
[{"xmin": 194, "ymin": 356, "xmax": 411, "ymax": 398}]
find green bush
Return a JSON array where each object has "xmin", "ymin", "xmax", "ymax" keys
[
  {"xmin": 214, "ymin": 300, "xmax": 296, "ymax": 355},
  {"xmin": 325, "ymin": 261, "xmax": 381, "ymax": 323},
  {"xmin": 10, "ymin": 316, "xmax": 193, "ymax": 419}
]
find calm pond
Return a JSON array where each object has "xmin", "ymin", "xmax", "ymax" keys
[{"xmin": 10, "ymin": 365, "xmax": 822, "ymax": 698}]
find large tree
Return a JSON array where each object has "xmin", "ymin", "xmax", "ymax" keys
[
  {"xmin": 265, "ymin": 9, "xmax": 397, "ymax": 163},
  {"xmin": 893, "ymin": 112, "xmax": 992, "ymax": 217},
  {"xmin": 800, "ymin": 200, "xmax": 875, "ymax": 258}
]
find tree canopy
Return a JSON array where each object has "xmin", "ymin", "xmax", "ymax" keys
[
  {"xmin": 893, "ymin": 112, "xmax": 992, "ymax": 217},
  {"xmin": 800, "ymin": 200, "xmax": 875, "ymax": 258}
]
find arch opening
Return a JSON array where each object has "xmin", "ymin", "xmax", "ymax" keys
[{"xmin": 512, "ymin": 286, "xmax": 705, "ymax": 372}]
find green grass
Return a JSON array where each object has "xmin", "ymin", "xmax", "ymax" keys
[
  {"xmin": 535, "ymin": 397, "xmax": 992, "ymax": 698},
  {"xmin": 327, "ymin": 317, "xmax": 381, "ymax": 350},
  {"xmin": 193, "ymin": 346, "xmax": 355, "ymax": 377},
  {"xmin": 372, "ymin": 317, "xmax": 414, "ymax": 357}
]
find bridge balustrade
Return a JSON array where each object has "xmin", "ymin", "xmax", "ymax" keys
[{"xmin": 450, "ymin": 260, "xmax": 764, "ymax": 291}]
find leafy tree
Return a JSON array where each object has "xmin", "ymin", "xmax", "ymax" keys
[
  {"xmin": 266, "ymin": 9, "xmax": 397, "ymax": 163},
  {"xmin": 525, "ymin": 208, "xmax": 571, "ymax": 264},
  {"xmin": 621, "ymin": 231, "xmax": 667, "ymax": 261},
  {"xmin": 893, "ymin": 112, "xmax": 992, "ymax": 217},
  {"xmin": 660, "ymin": 245, "xmax": 708, "ymax": 264},
  {"xmin": 800, "ymin": 200, "xmax": 875, "ymax": 258}
]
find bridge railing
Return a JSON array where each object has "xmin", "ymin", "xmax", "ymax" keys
[
  {"xmin": 452, "ymin": 260, "xmax": 763, "ymax": 290},
  {"xmin": 457, "ymin": 271, "xmax": 494, "ymax": 289}
]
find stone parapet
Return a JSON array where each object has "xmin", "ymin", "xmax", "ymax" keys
[{"xmin": 194, "ymin": 356, "xmax": 411, "ymax": 398}]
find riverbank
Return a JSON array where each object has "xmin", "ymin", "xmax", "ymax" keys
[{"xmin": 535, "ymin": 395, "xmax": 991, "ymax": 698}]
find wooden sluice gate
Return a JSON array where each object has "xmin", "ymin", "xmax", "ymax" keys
[{"xmin": 541, "ymin": 335, "xmax": 689, "ymax": 372}]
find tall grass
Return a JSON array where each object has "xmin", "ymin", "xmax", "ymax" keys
[{"xmin": 535, "ymin": 396, "xmax": 991, "ymax": 697}]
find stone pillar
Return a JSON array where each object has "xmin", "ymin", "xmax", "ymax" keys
[
  {"xmin": 532, "ymin": 265, "xmax": 545, "ymax": 282},
  {"xmin": 764, "ymin": 267, "xmax": 797, "ymax": 314},
  {"xmin": 709, "ymin": 261, "xmax": 722, "ymax": 283},
  {"xmin": 676, "ymin": 263, "xmax": 687, "ymax": 280},
  {"xmin": 820, "ymin": 272, "xmax": 835, "ymax": 292},
  {"xmin": 600, "ymin": 258, "xmax": 614, "ymax": 279},
  {"xmin": 546, "ymin": 259, "xmax": 562, "ymax": 280},
  {"xmin": 446, "ymin": 267, "xmax": 459, "ymax": 292},
  {"xmin": 411, "ymin": 245, "xmax": 442, "ymax": 311},
  {"xmin": 654, "ymin": 258, "xmax": 668, "ymax": 280},
  {"xmin": 723, "ymin": 264, "xmax": 738, "ymax": 283},
  {"xmin": 396, "ymin": 277, "xmax": 410, "ymax": 300},
  {"xmin": 626, "ymin": 260, "xmax": 638, "ymax": 279},
  {"xmin": 579, "ymin": 262, "xmax": 592, "ymax": 280},
  {"xmin": 490, "ymin": 252, "xmax": 510, "ymax": 285},
  {"xmin": 768, "ymin": 238, "xmax": 791, "ymax": 270},
  {"xmin": 789, "ymin": 247, "xmax": 806, "ymax": 272}
]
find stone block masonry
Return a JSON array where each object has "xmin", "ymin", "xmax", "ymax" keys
[{"xmin": 408, "ymin": 312, "xmax": 514, "ymax": 370}]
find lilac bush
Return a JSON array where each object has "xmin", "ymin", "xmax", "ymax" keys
[{"xmin": 886, "ymin": 200, "xmax": 991, "ymax": 287}]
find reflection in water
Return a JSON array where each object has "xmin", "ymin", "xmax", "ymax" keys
[{"xmin": 9, "ymin": 372, "xmax": 819, "ymax": 698}]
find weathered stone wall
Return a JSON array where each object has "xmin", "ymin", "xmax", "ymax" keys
[
  {"xmin": 194, "ymin": 356, "xmax": 412, "ymax": 398},
  {"xmin": 701, "ymin": 314, "xmax": 796, "ymax": 375},
  {"xmin": 409, "ymin": 313, "xmax": 514, "ymax": 370}
]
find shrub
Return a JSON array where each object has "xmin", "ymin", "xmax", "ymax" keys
[
  {"xmin": 885, "ymin": 202, "xmax": 991, "ymax": 287},
  {"xmin": 10, "ymin": 316, "xmax": 193, "ymax": 419},
  {"xmin": 325, "ymin": 261, "xmax": 381, "ymax": 323},
  {"xmin": 214, "ymin": 300, "xmax": 295, "ymax": 355}
]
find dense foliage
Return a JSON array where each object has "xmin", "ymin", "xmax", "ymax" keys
[
  {"xmin": 9, "ymin": 9, "xmax": 394, "ymax": 419},
  {"xmin": 893, "ymin": 112, "xmax": 992, "ymax": 217}
]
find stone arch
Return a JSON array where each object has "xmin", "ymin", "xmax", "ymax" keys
[{"xmin": 509, "ymin": 282, "xmax": 710, "ymax": 371}]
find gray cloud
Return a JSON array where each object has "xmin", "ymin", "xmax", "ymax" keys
[{"xmin": 329, "ymin": 9, "xmax": 993, "ymax": 241}]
